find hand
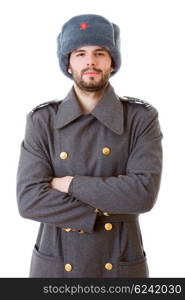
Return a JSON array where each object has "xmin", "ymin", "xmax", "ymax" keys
[{"xmin": 50, "ymin": 176, "xmax": 74, "ymax": 193}]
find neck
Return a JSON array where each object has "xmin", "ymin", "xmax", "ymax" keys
[{"xmin": 73, "ymin": 82, "xmax": 109, "ymax": 114}]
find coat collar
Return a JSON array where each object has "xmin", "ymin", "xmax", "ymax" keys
[{"xmin": 54, "ymin": 83, "xmax": 123, "ymax": 135}]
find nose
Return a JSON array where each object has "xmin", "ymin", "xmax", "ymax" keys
[{"xmin": 86, "ymin": 53, "xmax": 96, "ymax": 67}]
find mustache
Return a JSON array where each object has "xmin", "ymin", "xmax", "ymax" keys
[{"xmin": 82, "ymin": 67, "xmax": 102, "ymax": 74}]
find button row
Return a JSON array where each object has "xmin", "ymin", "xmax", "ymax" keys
[
  {"xmin": 62, "ymin": 228, "xmax": 85, "ymax": 234},
  {"xmin": 64, "ymin": 262, "xmax": 113, "ymax": 272},
  {"xmin": 60, "ymin": 147, "xmax": 111, "ymax": 160},
  {"xmin": 62, "ymin": 210, "xmax": 111, "ymax": 234},
  {"xmin": 94, "ymin": 208, "xmax": 110, "ymax": 216},
  {"xmin": 62, "ymin": 223, "xmax": 113, "ymax": 233}
]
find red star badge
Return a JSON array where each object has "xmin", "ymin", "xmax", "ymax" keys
[{"xmin": 80, "ymin": 22, "xmax": 89, "ymax": 30}]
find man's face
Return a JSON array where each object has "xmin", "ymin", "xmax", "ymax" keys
[{"xmin": 68, "ymin": 45, "xmax": 114, "ymax": 92}]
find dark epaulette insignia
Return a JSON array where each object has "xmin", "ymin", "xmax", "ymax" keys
[
  {"xmin": 31, "ymin": 100, "xmax": 58, "ymax": 114},
  {"xmin": 120, "ymin": 96, "xmax": 152, "ymax": 109}
]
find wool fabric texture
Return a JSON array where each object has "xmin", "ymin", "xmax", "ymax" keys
[{"xmin": 57, "ymin": 14, "xmax": 121, "ymax": 79}]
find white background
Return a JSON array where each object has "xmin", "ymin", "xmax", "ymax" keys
[{"xmin": 0, "ymin": 0, "xmax": 184, "ymax": 277}]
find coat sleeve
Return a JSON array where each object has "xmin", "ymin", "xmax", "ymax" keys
[
  {"xmin": 68, "ymin": 107, "xmax": 163, "ymax": 214},
  {"xmin": 16, "ymin": 112, "xmax": 97, "ymax": 233}
]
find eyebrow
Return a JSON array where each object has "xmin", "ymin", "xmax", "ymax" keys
[{"xmin": 73, "ymin": 47, "xmax": 107, "ymax": 53}]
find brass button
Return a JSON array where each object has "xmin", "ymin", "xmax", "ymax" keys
[
  {"xmin": 64, "ymin": 264, "xmax": 73, "ymax": 272},
  {"xmin": 104, "ymin": 223, "xmax": 112, "ymax": 231},
  {"xmin": 102, "ymin": 147, "xmax": 111, "ymax": 155},
  {"xmin": 105, "ymin": 262, "xmax": 113, "ymax": 270},
  {"xmin": 94, "ymin": 208, "xmax": 100, "ymax": 214},
  {"xmin": 63, "ymin": 227, "xmax": 72, "ymax": 232},
  {"xmin": 60, "ymin": 152, "xmax": 68, "ymax": 160},
  {"xmin": 103, "ymin": 212, "xmax": 109, "ymax": 216},
  {"xmin": 79, "ymin": 230, "xmax": 85, "ymax": 234}
]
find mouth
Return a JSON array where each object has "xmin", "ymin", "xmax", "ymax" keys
[{"xmin": 83, "ymin": 72, "xmax": 100, "ymax": 76}]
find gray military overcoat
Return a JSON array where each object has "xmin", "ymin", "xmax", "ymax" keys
[{"xmin": 16, "ymin": 83, "xmax": 163, "ymax": 278}]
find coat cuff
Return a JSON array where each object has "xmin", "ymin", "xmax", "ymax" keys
[
  {"xmin": 68, "ymin": 175, "xmax": 103, "ymax": 208},
  {"xmin": 75, "ymin": 209, "xmax": 98, "ymax": 233},
  {"xmin": 68, "ymin": 176, "xmax": 104, "ymax": 216},
  {"xmin": 68, "ymin": 177, "xmax": 75, "ymax": 195}
]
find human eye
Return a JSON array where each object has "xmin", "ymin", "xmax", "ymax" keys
[
  {"xmin": 76, "ymin": 52, "xmax": 85, "ymax": 57},
  {"xmin": 96, "ymin": 52, "xmax": 104, "ymax": 56}
]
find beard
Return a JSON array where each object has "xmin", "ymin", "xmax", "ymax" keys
[{"xmin": 69, "ymin": 66, "xmax": 111, "ymax": 92}]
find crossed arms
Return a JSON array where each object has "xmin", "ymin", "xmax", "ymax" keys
[{"xmin": 16, "ymin": 108, "xmax": 163, "ymax": 233}]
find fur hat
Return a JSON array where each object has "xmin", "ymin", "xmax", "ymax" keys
[{"xmin": 57, "ymin": 14, "xmax": 121, "ymax": 79}]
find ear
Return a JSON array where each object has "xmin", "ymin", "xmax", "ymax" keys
[
  {"xmin": 68, "ymin": 67, "xmax": 72, "ymax": 74},
  {"xmin": 110, "ymin": 58, "xmax": 115, "ymax": 73}
]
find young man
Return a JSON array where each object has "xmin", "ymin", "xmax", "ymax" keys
[{"xmin": 16, "ymin": 14, "xmax": 163, "ymax": 277}]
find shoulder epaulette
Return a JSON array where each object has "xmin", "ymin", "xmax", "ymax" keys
[
  {"xmin": 119, "ymin": 96, "xmax": 152, "ymax": 110},
  {"xmin": 31, "ymin": 99, "xmax": 61, "ymax": 114}
]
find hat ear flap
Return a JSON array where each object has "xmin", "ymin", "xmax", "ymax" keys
[
  {"xmin": 57, "ymin": 33, "xmax": 61, "ymax": 56},
  {"xmin": 112, "ymin": 23, "xmax": 121, "ymax": 49}
]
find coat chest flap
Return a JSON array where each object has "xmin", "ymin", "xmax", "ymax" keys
[{"xmin": 50, "ymin": 115, "xmax": 130, "ymax": 178}]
